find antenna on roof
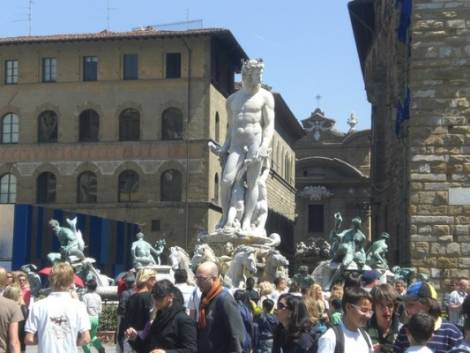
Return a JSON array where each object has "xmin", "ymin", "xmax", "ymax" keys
[
  {"xmin": 27, "ymin": 0, "xmax": 33, "ymax": 36},
  {"xmin": 106, "ymin": 0, "xmax": 116, "ymax": 30},
  {"xmin": 13, "ymin": 0, "xmax": 34, "ymax": 35}
]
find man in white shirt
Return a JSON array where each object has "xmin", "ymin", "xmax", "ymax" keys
[
  {"xmin": 318, "ymin": 286, "xmax": 373, "ymax": 353},
  {"xmin": 174, "ymin": 269, "xmax": 196, "ymax": 314},
  {"xmin": 25, "ymin": 262, "xmax": 91, "ymax": 353},
  {"xmin": 448, "ymin": 277, "xmax": 469, "ymax": 329}
]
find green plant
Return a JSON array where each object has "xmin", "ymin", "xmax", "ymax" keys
[{"xmin": 98, "ymin": 302, "xmax": 118, "ymax": 331}]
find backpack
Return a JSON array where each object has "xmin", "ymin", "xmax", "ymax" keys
[
  {"xmin": 215, "ymin": 290, "xmax": 253, "ymax": 353},
  {"xmin": 330, "ymin": 325, "xmax": 372, "ymax": 353},
  {"xmin": 306, "ymin": 322, "xmax": 328, "ymax": 353}
]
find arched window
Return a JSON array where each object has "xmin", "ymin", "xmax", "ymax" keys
[
  {"xmin": 77, "ymin": 171, "xmax": 97, "ymax": 203},
  {"xmin": 37, "ymin": 172, "xmax": 56, "ymax": 203},
  {"xmin": 161, "ymin": 169, "xmax": 182, "ymax": 201},
  {"xmin": 215, "ymin": 112, "xmax": 220, "ymax": 142},
  {"xmin": 0, "ymin": 174, "xmax": 16, "ymax": 203},
  {"xmin": 119, "ymin": 109, "xmax": 140, "ymax": 141},
  {"xmin": 118, "ymin": 170, "xmax": 139, "ymax": 202},
  {"xmin": 162, "ymin": 108, "xmax": 183, "ymax": 140},
  {"xmin": 1, "ymin": 113, "xmax": 19, "ymax": 144},
  {"xmin": 38, "ymin": 111, "xmax": 58, "ymax": 143},
  {"xmin": 79, "ymin": 109, "xmax": 99, "ymax": 142},
  {"xmin": 214, "ymin": 173, "xmax": 219, "ymax": 203}
]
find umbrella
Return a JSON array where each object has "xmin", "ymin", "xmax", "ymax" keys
[{"xmin": 38, "ymin": 267, "xmax": 85, "ymax": 287}]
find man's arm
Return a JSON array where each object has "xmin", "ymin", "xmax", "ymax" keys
[
  {"xmin": 24, "ymin": 332, "xmax": 37, "ymax": 345},
  {"xmin": 222, "ymin": 97, "xmax": 234, "ymax": 152},
  {"xmin": 8, "ymin": 322, "xmax": 20, "ymax": 353},
  {"xmin": 222, "ymin": 296, "xmax": 245, "ymax": 353},
  {"xmin": 259, "ymin": 92, "xmax": 275, "ymax": 153},
  {"xmin": 77, "ymin": 330, "xmax": 91, "ymax": 346}
]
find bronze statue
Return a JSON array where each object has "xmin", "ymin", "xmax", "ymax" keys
[{"xmin": 366, "ymin": 232, "xmax": 390, "ymax": 270}]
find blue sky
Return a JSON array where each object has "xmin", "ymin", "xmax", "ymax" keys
[{"xmin": 0, "ymin": 0, "xmax": 371, "ymax": 132}]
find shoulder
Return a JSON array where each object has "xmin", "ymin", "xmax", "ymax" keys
[
  {"xmin": 439, "ymin": 321, "xmax": 463, "ymax": 336},
  {"xmin": 320, "ymin": 327, "xmax": 337, "ymax": 342},
  {"xmin": 260, "ymin": 89, "xmax": 275, "ymax": 105}
]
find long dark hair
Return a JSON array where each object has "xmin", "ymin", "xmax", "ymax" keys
[
  {"xmin": 275, "ymin": 293, "xmax": 312, "ymax": 343},
  {"xmin": 151, "ymin": 279, "xmax": 184, "ymax": 307}
]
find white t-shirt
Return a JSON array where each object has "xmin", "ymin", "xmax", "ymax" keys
[
  {"xmin": 405, "ymin": 345, "xmax": 434, "ymax": 353},
  {"xmin": 448, "ymin": 290, "xmax": 467, "ymax": 326},
  {"xmin": 318, "ymin": 322, "xmax": 372, "ymax": 353},
  {"xmin": 175, "ymin": 282, "xmax": 196, "ymax": 310},
  {"xmin": 82, "ymin": 292, "xmax": 102, "ymax": 318},
  {"xmin": 187, "ymin": 287, "xmax": 201, "ymax": 321},
  {"xmin": 25, "ymin": 291, "xmax": 90, "ymax": 353}
]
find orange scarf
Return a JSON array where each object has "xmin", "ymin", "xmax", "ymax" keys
[{"xmin": 198, "ymin": 278, "xmax": 224, "ymax": 329}]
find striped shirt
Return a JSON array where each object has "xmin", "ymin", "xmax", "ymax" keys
[{"xmin": 393, "ymin": 321, "xmax": 462, "ymax": 353}]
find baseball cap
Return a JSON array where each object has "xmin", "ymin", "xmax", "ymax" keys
[
  {"xmin": 402, "ymin": 281, "xmax": 438, "ymax": 301},
  {"xmin": 361, "ymin": 270, "xmax": 382, "ymax": 285}
]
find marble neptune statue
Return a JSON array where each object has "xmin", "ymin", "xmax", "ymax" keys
[{"xmin": 214, "ymin": 58, "xmax": 275, "ymax": 236}]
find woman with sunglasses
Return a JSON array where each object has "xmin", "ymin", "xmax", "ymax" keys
[
  {"xmin": 272, "ymin": 293, "xmax": 316, "ymax": 353},
  {"xmin": 126, "ymin": 279, "xmax": 197, "ymax": 353}
]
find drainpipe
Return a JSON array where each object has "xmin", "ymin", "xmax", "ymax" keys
[{"xmin": 182, "ymin": 38, "xmax": 192, "ymax": 251}]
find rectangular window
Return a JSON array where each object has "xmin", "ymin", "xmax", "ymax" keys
[
  {"xmin": 83, "ymin": 56, "xmax": 98, "ymax": 81},
  {"xmin": 42, "ymin": 58, "xmax": 56, "ymax": 82},
  {"xmin": 5, "ymin": 60, "xmax": 18, "ymax": 84},
  {"xmin": 308, "ymin": 205, "xmax": 324, "ymax": 233},
  {"xmin": 123, "ymin": 54, "xmax": 138, "ymax": 80},
  {"xmin": 166, "ymin": 53, "xmax": 181, "ymax": 79}
]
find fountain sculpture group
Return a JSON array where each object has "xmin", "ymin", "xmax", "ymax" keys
[{"xmin": 33, "ymin": 59, "xmax": 409, "ymax": 294}]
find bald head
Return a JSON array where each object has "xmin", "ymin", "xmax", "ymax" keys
[
  {"xmin": 196, "ymin": 261, "xmax": 219, "ymax": 294},
  {"xmin": 197, "ymin": 261, "xmax": 219, "ymax": 277}
]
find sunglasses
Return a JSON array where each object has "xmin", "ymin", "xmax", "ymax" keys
[{"xmin": 277, "ymin": 302, "xmax": 288, "ymax": 311}]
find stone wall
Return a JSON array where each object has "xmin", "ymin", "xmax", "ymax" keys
[
  {"xmin": 358, "ymin": 0, "xmax": 470, "ymax": 289},
  {"xmin": 408, "ymin": 0, "xmax": 470, "ymax": 289}
]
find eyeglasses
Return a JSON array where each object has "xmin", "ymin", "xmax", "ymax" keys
[
  {"xmin": 195, "ymin": 276, "xmax": 211, "ymax": 282},
  {"xmin": 277, "ymin": 302, "xmax": 288, "ymax": 311},
  {"xmin": 350, "ymin": 303, "xmax": 374, "ymax": 316},
  {"xmin": 377, "ymin": 302, "xmax": 394, "ymax": 311}
]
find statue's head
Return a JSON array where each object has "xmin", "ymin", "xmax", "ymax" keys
[
  {"xmin": 351, "ymin": 217, "xmax": 362, "ymax": 228},
  {"xmin": 136, "ymin": 232, "xmax": 144, "ymax": 240},
  {"xmin": 224, "ymin": 242, "xmax": 234, "ymax": 255},
  {"xmin": 49, "ymin": 219, "xmax": 60, "ymax": 233},
  {"xmin": 380, "ymin": 232, "xmax": 390, "ymax": 240},
  {"xmin": 298, "ymin": 265, "xmax": 309, "ymax": 275},
  {"xmin": 241, "ymin": 58, "xmax": 264, "ymax": 88}
]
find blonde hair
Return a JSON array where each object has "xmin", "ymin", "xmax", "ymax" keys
[
  {"xmin": 136, "ymin": 268, "xmax": 156, "ymax": 289},
  {"xmin": 258, "ymin": 281, "xmax": 273, "ymax": 296},
  {"xmin": 50, "ymin": 262, "xmax": 74, "ymax": 291},
  {"xmin": 0, "ymin": 268, "xmax": 7, "ymax": 288},
  {"xmin": 3, "ymin": 285, "xmax": 22, "ymax": 303}
]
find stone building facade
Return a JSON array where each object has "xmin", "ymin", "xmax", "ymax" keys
[
  {"xmin": 294, "ymin": 108, "xmax": 370, "ymax": 263},
  {"xmin": 0, "ymin": 28, "xmax": 300, "ymax": 253},
  {"xmin": 349, "ymin": 0, "xmax": 470, "ymax": 289}
]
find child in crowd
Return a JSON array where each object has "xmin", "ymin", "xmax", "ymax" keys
[
  {"xmin": 255, "ymin": 298, "xmax": 278, "ymax": 353},
  {"xmin": 82, "ymin": 279, "xmax": 105, "ymax": 353},
  {"xmin": 405, "ymin": 312, "xmax": 435, "ymax": 353},
  {"xmin": 329, "ymin": 299, "xmax": 342, "ymax": 326}
]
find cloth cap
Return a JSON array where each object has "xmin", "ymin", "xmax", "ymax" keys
[
  {"xmin": 403, "ymin": 281, "xmax": 437, "ymax": 301},
  {"xmin": 361, "ymin": 270, "xmax": 381, "ymax": 285}
]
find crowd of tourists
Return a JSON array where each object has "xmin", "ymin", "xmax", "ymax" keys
[{"xmin": 1, "ymin": 263, "xmax": 470, "ymax": 353}]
